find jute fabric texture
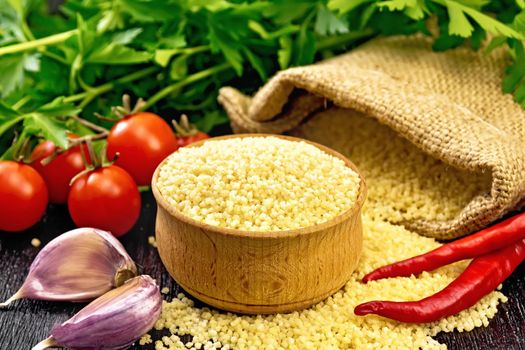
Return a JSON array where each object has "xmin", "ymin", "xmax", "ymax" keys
[{"xmin": 219, "ymin": 35, "xmax": 525, "ymax": 239}]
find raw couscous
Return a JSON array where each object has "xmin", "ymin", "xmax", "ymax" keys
[
  {"xmin": 293, "ymin": 108, "xmax": 492, "ymax": 225},
  {"xmin": 156, "ymin": 136, "xmax": 361, "ymax": 232},
  {"xmin": 30, "ymin": 238, "xmax": 41, "ymax": 248},
  {"xmin": 150, "ymin": 218, "xmax": 506, "ymax": 350},
  {"xmin": 145, "ymin": 111, "xmax": 505, "ymax": 350}
]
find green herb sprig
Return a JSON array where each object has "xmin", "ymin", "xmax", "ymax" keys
[{"xmin": 0, "ymin": 0, "xmax": 523, "ymax": 158}]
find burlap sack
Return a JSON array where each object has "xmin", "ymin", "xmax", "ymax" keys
[{"xmin": 218, "ymin": 35, "xmax": 525, "ymax": 240}]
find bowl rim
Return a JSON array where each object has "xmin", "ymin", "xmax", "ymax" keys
[{"xmin": 151, "ymin": 133, "xmax": 367, "ymax": 239}]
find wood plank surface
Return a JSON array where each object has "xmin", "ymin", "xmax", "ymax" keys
[{"xmin": 0, "ymin": 191, "xmax": 523, "ymax": 349}]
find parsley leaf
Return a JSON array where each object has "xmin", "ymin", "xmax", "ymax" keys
[
  {"xmin": 23, "ymin": 113, "xmax": 68, "ymax": 149},
  {"xmin": 0, "ymin": 55, "xmax": 26, "ymax": 97},
  {"xmin": 315, "ymin": 5, "xmax": 349, "ymax": 36},
  {"xmin": 1, "ymin": 0, "xmax": 525, "ymax": 158}
]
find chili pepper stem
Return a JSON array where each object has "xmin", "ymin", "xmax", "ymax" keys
[{"xmin": 31, "ymin": 336, "xmax": 59, "ymax": 350}]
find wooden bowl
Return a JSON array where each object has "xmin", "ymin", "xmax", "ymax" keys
[{"xmin": 152, "ymin": 134, "xmax": 367, "ymax": 314}]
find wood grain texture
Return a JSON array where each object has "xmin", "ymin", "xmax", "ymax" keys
[
  {"xmin": 152, "ymin": 134, "xmax": 366, "ymax": 314},
  {"xmin": 0, "ymin": 193, "xmax": 523, "ymax": 349}
]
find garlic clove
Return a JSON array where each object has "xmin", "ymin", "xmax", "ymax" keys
[
  {"xmin": 32, "ymin": 275, "xmax": 162, "ymax": 350},
  {"xmin": 0, "ymin": 227, "xmax": 137, "ymax": 308}
]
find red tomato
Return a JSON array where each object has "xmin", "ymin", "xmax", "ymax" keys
[
  {"xmin": 68, "ymin": 165, "xmax": 141, "ymax": 237},
  {"xmin": 31, "ymin": 139, "xmax": 89, "ymax": 204},
  {"xmin": 106, "ymin": 112, "xmax": 177, "ymax": 186},
  {"xmin": 177, "ymin": 132, "xmax": 210, "ymax": 148},
  {"xmin": 0, "ymin": 161, "xmax": 48, "ymax": 232}
]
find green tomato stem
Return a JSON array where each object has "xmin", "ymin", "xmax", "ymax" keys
[
  {"xmin": 0, "ymin": 30, "xmax": 78, "ymax": 56},
  {"xmin": 143, "ymin": 62, "xmax": 232, "ymax": 109}
]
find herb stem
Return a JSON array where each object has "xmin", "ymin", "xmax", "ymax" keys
[
  {"xmin": 143, "ymin": 62, "xmax": 232, "ymax": 109},
  {"xmin": 317, "ymin": 29, "xmax": 376, "ymax": 51},
  {"xmin": 0, "ymin": 30, "xmax": 78, "ymax": 56},
  {"xmin": 78, "ymin": 75, "xmax": 95, "ymax": 92},
  {"xmin": 63, "ymin": 92, "xmax": 88, "ymax": 104},
  {"xmin": 78, "ymin": 93, "xmax": 96, "ymax": 109},
  {"xmin": 21, "ymin": 20, "xmax": 35, "ymax": 41},
  {"xmin": 92, "ymin": 66, "xmax": 160, "ymax": 95},
  {"xmin": 12, "ymin": 96, "xmax": 32, "ymax": 111},
  {"xmin": 63, "ymin": 66, "xmax": 159, "ymax": 103},
  {"xmin": 181, "ymin": 45, "xmax": 210, "ymax": 55},
  {"xmin": 39, "ymin": 49, "xmax": 69, "ymax": 65}
]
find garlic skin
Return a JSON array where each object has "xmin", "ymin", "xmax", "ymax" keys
[
  {"xmin": 0, "ymin": 227, "xmax": 137, "ymax": 307},
  {"xmin": 33, "ymin": 275, "xmax": 162, "ymax": 350}
]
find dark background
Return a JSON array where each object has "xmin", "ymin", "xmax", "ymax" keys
[{"xmin": 0, "ymin": 191, "xmax": 523, "ymax": 350}]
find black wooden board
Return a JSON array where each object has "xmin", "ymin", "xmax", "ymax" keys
[{"xmin": 1, "ymin": 191, "xmax": 524, "ymax": 350}]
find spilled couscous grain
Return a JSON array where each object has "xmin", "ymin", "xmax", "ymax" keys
[
  {"xmin": 31, "ymin": 238, "xmax": 41, "ymax": 248},
  {"xmin": 148, "ymin": 235, "xmax": 158, "ymax": 248},
  {"xmin": 156, "ymin": 136, "xmax": 360, "ymax": 231},
  {"xmin": 152, "ymin": 216, "xmax": 506, "ymax": 350},
  {"xmin": 150, "ymin": 115, "xmax": 504, "ymax": 349},
  {"xmin": 292, "ymin": 108, "xmax": 492, "ymax": 224},
  {"xmin": 139, "ymin": 334, "xmax": 153, "ymax": 346}
]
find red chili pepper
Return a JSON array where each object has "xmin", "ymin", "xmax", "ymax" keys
[
  {"xmin": 354, "ymin": 238, "xmax": 525, "ymax": 323},
  {"xmin": 363, "ymin": 212, "xmax": 525, "ymax": 283}
]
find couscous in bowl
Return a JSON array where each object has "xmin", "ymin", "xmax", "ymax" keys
[{"xmin": 152, "ymin": 134, "xmax": 366, "ymax": 314}]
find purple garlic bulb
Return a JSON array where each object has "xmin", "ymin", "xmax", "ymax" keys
[
  {"xmin": 1, "ymin": 227, "xmax": 137, "ymax": 307},
  {"xmin": 32, "ymin": 275, "xmax": 162, "ymax": 350}
]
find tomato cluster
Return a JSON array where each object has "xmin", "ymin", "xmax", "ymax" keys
[{"xmin": 0, "ymin": 110, "xmax": 208, "ymax": 237}]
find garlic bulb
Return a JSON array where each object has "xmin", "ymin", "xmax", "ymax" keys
[
  {"xmin": 0, "ymin": 227, "xmax": 137, "ymax": 307},
  {"xmin": 32, "ymin": 275, "xmax": 162, "ymax": 350}
]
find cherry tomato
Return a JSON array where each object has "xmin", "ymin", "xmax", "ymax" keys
[
  {"xmin": 177, "ymin": 132, "xmax": 210, "ymax": 148},
  {"xmin": 0, "ymin": 161, "xmax": 48, "ymax": 232},
  {"xmin": 68, "ymin": 165, "xmax": 141, "ymax": 237},
  {"xmin": 106, "ymin": 112, "xmax": 177, "ymax": 186},
  {"xmin": 31, "ymin": 139, "xmax": 89, "ymax": 204}
]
